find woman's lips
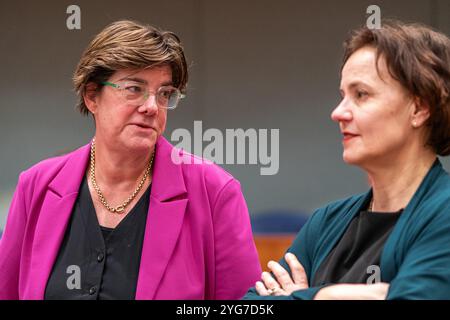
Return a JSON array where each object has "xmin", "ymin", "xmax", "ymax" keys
[
  {"xmin": 132, "ymin": 123, "xmax": 152, "ymax": 129},
  {"xmin": 131, "ymin": 123, "xmax": 155, "ymax": 131},
  {"xmin": 342, "ymin": 133, "xmax": 359, "ymax": 142}
]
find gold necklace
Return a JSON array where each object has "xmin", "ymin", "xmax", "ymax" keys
[
  {"xmin": 369, "ymin": 197, "xmax": 374, "ymax": 212},
  {"xmin": 89, "ymin": 138, "xmax": 154, "ymax": 214}
]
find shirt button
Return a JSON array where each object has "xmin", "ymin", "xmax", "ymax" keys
[
  {"xmin": 89, "ymin": 286, "xmax": 97, "ymax": 295},
  {"xmin": 97, "ymin": 252, "xmax": 104, "ymax": 262}
]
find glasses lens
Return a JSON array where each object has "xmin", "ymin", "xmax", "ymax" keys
[
  {"xmin": 158, "ymin": 87, "xmax": 181, "ymax": 109},
  {"xmin": 121, "ymin": 82, "xmax": 146, "ymax": 105}
]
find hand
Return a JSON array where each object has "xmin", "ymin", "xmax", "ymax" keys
[
  {"xmin": 314, "ymin": 283, "xmax": 390, "ymax": 300},
  {"xmin": 255, "ymin": 252, "xmax": 308, "ymax": 296}
]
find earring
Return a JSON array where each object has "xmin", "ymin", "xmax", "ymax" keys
[{"xmin": 412, "ymin": 121, "xmax": 418, "ymax": 128}]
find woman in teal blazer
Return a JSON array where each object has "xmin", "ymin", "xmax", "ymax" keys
[{"xmin": 245, "ymin": 20, "xmax": 450, "ymax": 300}]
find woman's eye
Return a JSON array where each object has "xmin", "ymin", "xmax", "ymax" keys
[
  {"xmin": 160, "ymin": 90, "xmax": 172, "ymax": 99},
  {"xmin": 125, "ymin": 85, "xmax": 143, "ymax": 93},
  {"xmin": 356, "ymin": 91, "xmax": 368, "ymax": 99}
]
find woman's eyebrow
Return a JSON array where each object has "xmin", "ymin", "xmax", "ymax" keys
[
  {"xmin": 344, "ymin": 80, "xmax": 371, "ymax": 91},
  {"xmin": 349, "ymin": 81, "xmax": 364, "ymax": 88},
  {"xmin": 120, "ymin": 77, "xmax": 147, "ymax": 83}
]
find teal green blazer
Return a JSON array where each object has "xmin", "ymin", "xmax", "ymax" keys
[{"xmin": 244, "ymin": 159, "xmax": 450, "ymax": 300}]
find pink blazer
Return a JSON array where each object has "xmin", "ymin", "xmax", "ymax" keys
[{"xmin": 0, "ymin": 136, "xmax": 262, "ymax": 300}]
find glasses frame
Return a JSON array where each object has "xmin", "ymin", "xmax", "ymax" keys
[{"xmin": 102, "ymin": 81, "xmax": 185, "ymax": 110}]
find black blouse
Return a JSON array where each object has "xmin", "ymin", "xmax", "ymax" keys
[
  {"xmin": 44, "ymin": 175, "xmax": 151, "ymax": 300},
  {"xmin": 312, "ymin": 208, "xmax": 403, "ymax": 286}
]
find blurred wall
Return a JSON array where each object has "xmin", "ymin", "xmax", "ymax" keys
[{"xmin": 1, "ymin": 0, "xmax": 449, "ymax": 228}]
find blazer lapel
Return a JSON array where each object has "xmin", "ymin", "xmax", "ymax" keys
[
  {"xmin": 29, "ymin": 144, "xmax": 90, "ymax": 299},
  {"xmin": 135, "ymin": 137, "xmax": 188, "ymax": 300},
  {"xmin": 381, "ymin": 159, "xmax": 443, "ymax": 281}
]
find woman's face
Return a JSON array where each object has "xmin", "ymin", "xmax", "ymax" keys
[
  {"xmin": 89, "ymin": 65, "xmax": 172, "ymax": 153},
  {"xmin": 331, "ymin": 46, "xmax": 418, "ymax": 168}
]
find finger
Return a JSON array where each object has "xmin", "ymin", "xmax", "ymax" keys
[
  {"xmin": 255, "ymin": 281, "xmax": 270, "ymax": 296},
  {"xmin": 285, "ymin": 253, "xmax": 309, "ymax": 288},
  {"xmin": 261, "ymin": 271, "xmax": 281, "ymax": 290},
  {"xmin": 267, "ymin": 260, "xmax": 294, "ymax": 291},
  {"xmin": 371, "ymin": 283, "xmax": 390, "ymax": 299}
]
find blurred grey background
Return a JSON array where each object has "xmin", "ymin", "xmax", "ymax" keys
[{"xmin": 1, "ymin": 0, "xmax": 449, "ymax": 229}]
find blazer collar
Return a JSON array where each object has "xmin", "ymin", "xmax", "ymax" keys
[
  {"xmin": 47, "ymin": 136, "xmax": 188, "ymax": 201},
  {"xmin": 150, "ymin": 136, "xmax": 187, "ymax": 201},
  {"xmin": 135, "ymin": 136, "xmax": 189, "ymax": 299},
  {"xmin": 48, "ymin": 143, "xmax": 91, "ymax": 198},
  {"xmin": 381, "ymin": 158, "xmax": 444, "ymax": 279}
]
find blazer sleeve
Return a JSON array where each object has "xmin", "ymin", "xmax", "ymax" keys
[
  {"xmin": 0, "ymin": 173, "xmax": 28, "ymax": 300},
  {"xmin": 242, "ymin": 206, "xmax": 328, "ymax": 300},
  {"xmin": 387, "ymin": 204, "xmax": 450, "ymax": 299},
  {"xmin": 211, "ymin": 179, "xmax": 262, "ymax": 300}
]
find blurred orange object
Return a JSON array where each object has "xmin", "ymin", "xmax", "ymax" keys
[{"xmin": 254, "ymin": 234, "xmax": 296, "ymax": 271}]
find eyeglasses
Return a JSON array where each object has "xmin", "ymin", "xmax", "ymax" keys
[{"xmin": 102, "ymin": 81, "xmax": 185, "ymax": 110}]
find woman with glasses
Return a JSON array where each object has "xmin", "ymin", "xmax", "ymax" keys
[
  {"xmin": 244, "ymin": 20, "xmax": 450, "ymax": 300},
  {"xmin": 0, "ymin": 20, "xmax": 261, "ymax": 300}
]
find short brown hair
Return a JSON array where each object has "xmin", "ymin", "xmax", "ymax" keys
[
  {"xmin": 343, "ymin": 20, "xmax": 450, "ymax": 156},
  {"xmin": 73, "ymin": 20, "xmax": 188, "ymax": 115}
]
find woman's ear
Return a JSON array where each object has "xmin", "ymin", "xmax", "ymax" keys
[
  {"xmin": 411, "ymin": 97, "xmax": 431, "ymax": 128},
  {"xmin": 83, "ymin": 82, "xmax": 100, "ymax": 115}
]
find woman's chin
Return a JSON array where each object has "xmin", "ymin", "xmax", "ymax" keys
[
  {"xmin": 342, "ymin": 151, "xmax": 364, "ymax": 166},
  {"xmin": 125, "ymin": 135, "xmax": 158, "ymax": 152}
]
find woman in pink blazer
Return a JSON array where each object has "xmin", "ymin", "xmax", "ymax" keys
[{"xmin": 0, "ymin": 20, "xmax": 261, "ymax": 300}]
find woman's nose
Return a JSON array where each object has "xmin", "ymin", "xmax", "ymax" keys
[
  {"xmin": 331, "ymin": 99, "xmax": 352, "ymax": 122},
  {"xmin": 139, "ymin": 94, "xmax": 158, "ymax": 115}
]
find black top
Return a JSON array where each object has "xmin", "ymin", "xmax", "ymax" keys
[
  {"xmin": 44, "ymin": 175, "xmax": 151, "ymax": 300},
  {"xmin": 312, "ymin": 207, "xmax": 402, "ymax": 286}
]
